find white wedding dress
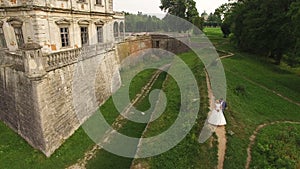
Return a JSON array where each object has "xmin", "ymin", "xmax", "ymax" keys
[{"xmin": 208, "ymin": 103, "xmax": 227, "ymax": 125}]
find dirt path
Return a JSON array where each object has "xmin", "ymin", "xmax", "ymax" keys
[
  {"xmin": 245, "ymin": 121, "xmax": 300, "ymax": 169},
  {"xmin": 204, "ymin": 69, "xmax": 227, "ymax": 169},
  {"xmin": 66, "ymin": 65, "xmax": 170, "ymax": 169},
  {"xmin": 211, "ymin": 50, "xmax": 233, "ymax": 169},
  {"xmin": 218, "ymin": 50, "xmax": 234, "ymax": 59}
]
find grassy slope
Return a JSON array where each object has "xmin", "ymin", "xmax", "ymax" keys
[
  {"xmin": 132, "ymin": 52, "xmax": 217, "ymax": 169},
  {"xmin": 205, "ymin": 27, "xmax": 300, "ymax": 168},
  {"xmin": 251, "ymin": 123, "xmax": 300, "ymax": 168},
  {"xmin": 86, "ymin": 69, "xmax": 166, "ymax": 169},
  {"xmin": 87, "ymin": 51, "xmax": 217, "ymax": 169},
  {"xmin": 0, "ymin": 123, "xmax": 94, "ymax": 169}
]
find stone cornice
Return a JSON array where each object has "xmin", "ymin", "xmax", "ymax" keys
[
  {"xmin": 78, "ymin": 19, "xmax": 90, "ymax": 26},
  {"xmin": 0, "ymin": 5, "xmax": 116, "ymax": 17},
  {"xmin": 55, "ymin": 18, "xmax": 71, "ymax": 26},
  {"xmin": 94, "ymin": 20, "xmax": 104, "ymax": 26},
  {"xmin": 7, "ymin": 17, "xmax": 23, "ymax": 27}
]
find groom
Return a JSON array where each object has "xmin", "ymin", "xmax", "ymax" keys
[{"xmin": 220, "ymin": 98, "xmax": 227, "ymax": 112}]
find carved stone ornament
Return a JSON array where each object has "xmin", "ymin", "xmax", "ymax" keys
[
  {"xmin": 78, "ymin": 20, "xmax": 90, "ymax": 26},
  {"xmin": 7, "ymin": 17, "xmax": 23, "ymax": 27},
  {"xmin": 55, "ymin": 18, "xmax": 71, "ymax": 26},
  {"xmin": 94, "ymin": 20, "xmax": 104, "ymax": 26}
]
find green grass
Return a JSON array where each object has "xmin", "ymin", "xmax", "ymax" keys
[
  {"xmin": 203, "ymin": 27, "xmax": 300, "ymax": 168},
  {"xmin": 88, "ymin": 51, "xmax": 217, "ymax": 169},
  {"xmin": 86, "ymin": 69, "xmax": 168, "ymax": 169},
  {"xmin": 251, "ymin": 123, "xmax": 300, "ymax": 169},
  {"xmin": 0, "ymin": 122, "xmax": 94, "ymax": 169},
  {"xmin": 132, "ymin": 51, "xmax": 218, "ymax": 169}
]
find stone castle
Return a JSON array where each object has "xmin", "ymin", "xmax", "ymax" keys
[
  {"xmin": 0, "ymin": 0, "xmax": 125, "ymax": 157},
  {"xmin": 0, "ymin": 0, "xmax": 190, "ymax": 157}
]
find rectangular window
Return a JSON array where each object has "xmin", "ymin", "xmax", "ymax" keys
[
  {"xmin": 97, "ymin": 26, "xmax": 103, "ymax": 43},
  {"xmin": 14, "ymin": 27, "xmax": 24, "ymax": 47},
  {"xmin": 80, "ymin": 27, "xmax": 89, "ymax": 46},
  {"xmin": 0, "ymin": 27, "xmax": 7, "ymax": 48},
  {"xmin": 155, "ymin": 41, "xmax": 160, "ymax": 48},
  {"xmin": 96, "ymin": 0, "xmax": 102, "ymax": 5},
  {"xmin": 60, "ymin": 27, "xmax": 70, "ymax": 47}
]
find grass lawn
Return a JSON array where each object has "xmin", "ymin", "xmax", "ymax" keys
[
  {"xmin": 251, "ymin": 123, "xmax": 300, "ymax": 168},
  {"xmin": 86, "ymin": 69, "xmax": 167, "ymax": 169},
  {"xmin": 87, "ymin": 51, "xmax": 217, "ymax": 169},
  {"xmin": 0, "ymin": 122, "xmax": 94, "ymax": 169},
  {"xmin": 204, "ymin": 27, "xmax": 300, "ymax": 168},
  {"xmin": 143, "ymin": 52, "xmax": 217, "ymax": 169}
]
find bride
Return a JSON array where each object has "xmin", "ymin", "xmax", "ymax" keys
[{"xmin": 208, "ymin": 99, "xmax": 227, "ymax": 126}]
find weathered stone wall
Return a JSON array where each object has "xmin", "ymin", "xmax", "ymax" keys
[
  {"xmin": 117, "ymin": 34, "xmax": 191, "ymax": 61},
  {"xmin": 117, "ymin": 35, "xmax": 152, "ymax": 61},
  {"xmin": 37, "ymin": 49, "xmax": 120, "ymax": 156},
  {"xmin": 0, "ymin": 43, "xmax": 121, "ymax": 156},
  {"xmin": 0, "ymin": 50, "xmax": 46, "ymax": 151},
  {"xmin": 151, "ymin": 34, "xmax": 191, "ymax": 54}
]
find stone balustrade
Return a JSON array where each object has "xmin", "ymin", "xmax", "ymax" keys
[
  {"xmin": 45, "ymin": 48, "xmax": 80, "ymax": 71},
  {"xmin": 44, "ymin": 42, "xmax": 114, "ymax": 71}
]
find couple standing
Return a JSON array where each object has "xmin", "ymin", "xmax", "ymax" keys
[{"xmin": 208, "ymin": 98, "xmax": 227, "ymax": 126}]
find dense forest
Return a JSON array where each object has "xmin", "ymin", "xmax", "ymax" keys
[{"xmin": 217, "ymin": 0, "xmax": 300, "ymax": 66}]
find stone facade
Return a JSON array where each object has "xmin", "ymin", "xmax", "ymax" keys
[
  {"xmin": 0, "ymin": 0, "xmax": 124, "ymax": 156},
  {"xmin": 0, "ymin": 0, "xmax": 125, "ymax": 53}
]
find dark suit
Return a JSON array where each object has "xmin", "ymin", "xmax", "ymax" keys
[{"xmin": 221, "ymin": 100, "xmax": 227, "ymax": 112}]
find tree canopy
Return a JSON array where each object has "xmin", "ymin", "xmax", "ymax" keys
[
  {"xmin": 160, "ymin": 0, "xmax": 201, "ymax": 32},
  {"xmin": 220, "ymin": 0, "xmax": 300, "ymax": 65},
  {"xmin": 160, "ymin": 0, "xmax": 199, "ymax": 22}
]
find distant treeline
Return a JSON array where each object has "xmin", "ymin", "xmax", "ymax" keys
[
  {"xmin": 125, "ymin": 12, "xmax": 165, "ymax": 32},
  {"xmin": 125, "ymin": 12, "xmax": 205, "ymax": 33}
]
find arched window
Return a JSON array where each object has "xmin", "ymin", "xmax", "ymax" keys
[
  {"xmin": 119, "ymin": 22, "xmax": 124, "ymax": 38},
  {"xmin": 113, "ymin": 21, "xmax": 119, "ymax": 38}
]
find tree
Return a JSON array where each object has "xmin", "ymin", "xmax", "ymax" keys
[
  {"xmin": 214, "ymin": 2, "xmax": 237, "ymax": 38},
  {"xmin": 160, "ymin": 0, "xmax": 200, "ymax": 32},
  {"xmin": 193, "ymin": 16, "xmax": 204, "ymax": 34},
  {"xmin": 285, "ymin": 0, "xmax": 300, "ymax": 66},
  {"xmin": 224, "ymin": 0, "xmax": 298, "ymax": 64},
  {"xmin": 220, "ymin": 22, "xmax": 230, "ymax": 38}
]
